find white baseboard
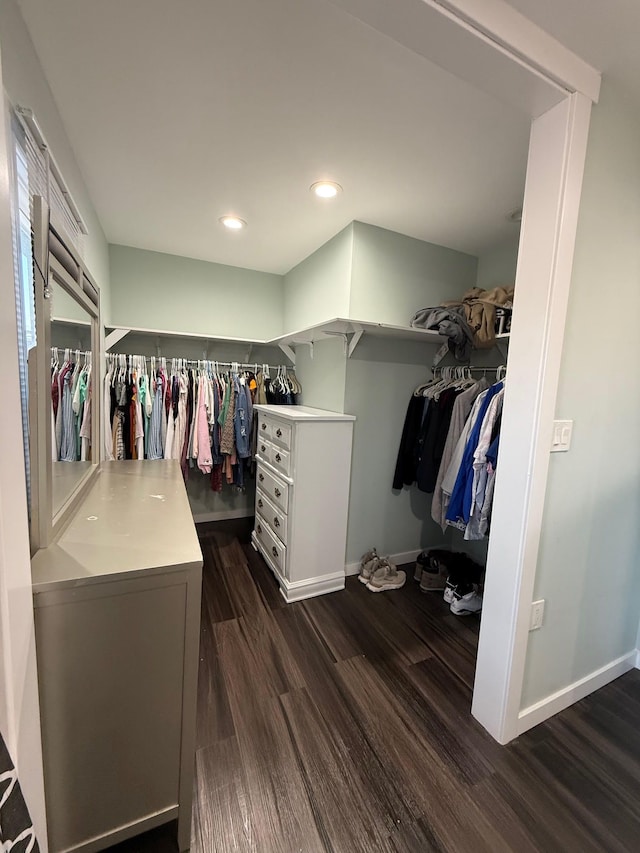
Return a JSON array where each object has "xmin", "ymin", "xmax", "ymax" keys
[
  {"xmin": 193, "ymin": 509, "xmax": 254, "ymax": 523},
  {"xmin": 635, "ymin": 648, "xmax": 640, "ymax": 669},
  {"xmin": 517, "ymin": 650, "xmax": 637, "ymax": 736},
  {"xmin": 279, "ymin": 571, "xmax": 345, "ymax": 603},
  {"xmin": 251, "ymin": 532, "xmax": 344, "ymax": 602},
  {"xmin": 345, "ymin": 547, "xmax": 431, "ymax": 576}
]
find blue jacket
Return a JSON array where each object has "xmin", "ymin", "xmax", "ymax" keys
[{"xmin": 445, "ymin": 382, "xmax": 503, "ymax": 526}]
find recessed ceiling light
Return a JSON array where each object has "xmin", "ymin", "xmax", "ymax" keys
[
  {"xmin": 219, "ymin": 215, "xmax": 247, "ymax": 230},
  {"xmin": 310, "ymin": 181, "xmax": 342, "ymax": 199}
]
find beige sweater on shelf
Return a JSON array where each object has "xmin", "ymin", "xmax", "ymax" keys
[{"xmin": 442, "ymin": 286, "xmax": 514, "ymax": 348}]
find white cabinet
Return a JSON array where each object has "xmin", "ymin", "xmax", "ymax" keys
[
  {"xmin": 252, "ymin": 405, "xmax": 355, "ymax": 602},
  {"xmin": 31, "ymin": 462, "xmax": 202, "ymax": 853}
]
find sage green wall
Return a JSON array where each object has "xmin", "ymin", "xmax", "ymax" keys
[
  {"xmin": 283, "ymin": 224, "xmax": 353, "ymax": 333},
  {"xmin": 289, "ymin": 221, "xmax": 484, "ymax": 564},
  {"xmin": 109, "ymin": 244, "xmax": 284, "ymax": 339},
  {"xmin": 349, "ymin": 221, "xmax": 477, "ymax": 324},
  {"xmin": 0, "ymin": 0, "xmax": 111, "ymax": 316},
  {"xmin": 521, "ymin": 80, "xmax": 640, "ymax": 708},
  {"xmin": 343, "ymin": 337, "xmax": 447, "ymax": 564},
  {"xmin": 295, "ymin": 337, "xmax": 348, "ymax": 413},
  {"xmin": 475, "ymin": 235, "xmax": 520, "ymax": 290}
]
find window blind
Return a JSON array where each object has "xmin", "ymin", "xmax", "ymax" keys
[
  {"xmin": 10, "ymin": 117, "xmax": 36, "ymax": 515},
  {"xmin": 22, "ymin": 118, "xmax": 85, "ymax": 258}
]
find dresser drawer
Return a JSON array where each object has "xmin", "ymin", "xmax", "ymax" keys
[
  {"xmin": 256, "ymin": 464, "xmax": 289, "ymax": 513},
  {"xmin": 266, "ymin": 440, "xmax": 291, "ymax": 478},
  {"xmin": 257, "ymin": 416, "xmax": 272, "ymax": 441},
  {"xmin": 269, "ymin": 419, "xmax": 292, "ymax": 451},
  {"xmin": 256, "ymin": 489, "xmax": 287, "ymax": 544},
  {"xmin": 255, "ymin": 513, "xmax": 286, "ymax": 577}
]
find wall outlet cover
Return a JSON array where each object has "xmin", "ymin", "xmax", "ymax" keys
[{"xmin": 530, "ymin": 599, "xmax": 545, "ymax": 631}]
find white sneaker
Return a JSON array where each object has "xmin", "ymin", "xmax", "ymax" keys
[
  {"xmin": 450, "ymin": 589, "xmax": 483, "ymax": 616},
  {"xmin": 443, "ymin": 578, "xmax": 457, "ymax": 604}
]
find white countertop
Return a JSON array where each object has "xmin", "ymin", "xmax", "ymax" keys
[
  {"xmin": 31, "ymin": 461, "xmax": 203, "ymax": 593},
  {"xmin": 254, "ymin": 404, "xmax": 356, "ymax": 422}
]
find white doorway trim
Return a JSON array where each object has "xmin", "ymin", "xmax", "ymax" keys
[{"xmin": 471, "ymin": 91, "xmax": 593, "ymax": 743}]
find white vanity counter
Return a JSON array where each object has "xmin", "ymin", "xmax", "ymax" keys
[{"xmin": 32, "ymin": 461, "xmax": 202, "ymax": 589}]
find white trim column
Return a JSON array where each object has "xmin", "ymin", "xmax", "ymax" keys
[{"xmin": 472, "ymin": 91, "xmax": 593, "ymax": 743}]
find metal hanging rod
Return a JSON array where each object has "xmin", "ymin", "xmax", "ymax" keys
[
  {"xmin": 432, "ymin": 364, "xmax": 506, "ymax": 374},
  {"xmin": 105, "ymin": 354, "xmax": 293, "ymax": 371}
]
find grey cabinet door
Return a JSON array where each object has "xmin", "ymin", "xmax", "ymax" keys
[{"xmin": 36, "ymin": 575, "xmax": 187, "ymax": 852}]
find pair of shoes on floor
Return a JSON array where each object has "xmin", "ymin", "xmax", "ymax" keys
[
  {"xmin": 358, "ymin": 549, "xmax": 406, "ymax": 592},
  {"xmin": 445, "ymin": 580, "xmax": 483, "ymax": 616},
  {"xmin": 415, "ymin": 550, "xmax": 448, "ymax": 592}
]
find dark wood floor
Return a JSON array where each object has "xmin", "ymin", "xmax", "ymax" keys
[{"xmin": 108, "ymin": 523, "xmax": 640, "ymax": 852}]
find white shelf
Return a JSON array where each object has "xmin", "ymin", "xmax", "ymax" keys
[
  {"xmin": 270, "ymin": 317, "xmax": 447, "ymax": 348},
  {"xmin": 52, "ymin": 316, "xmax": 92, "ymax": 327},
  {"xmin": 104, "ymin": 323, "xmax": 269, "ymax": 348},
  {"xmin": 104, "ymin": 317, "xmax": 509, "ymax": 364}
]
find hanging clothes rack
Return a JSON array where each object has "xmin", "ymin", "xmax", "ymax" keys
[
  {"xmin": 51, "ymin": 347, "xmax": 94, "ymax": 463},
  {"xmin": 431, "ymin": 364, "xmax": 506, "ymax": 377},
  {"xmin": 103, "ymin": 353, "xmax": 302, "ymax": 483}
]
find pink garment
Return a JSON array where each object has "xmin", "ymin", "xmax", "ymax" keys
[{"xmin": 196, "ymin": 376, "xmax": 213, "ymax": 474}]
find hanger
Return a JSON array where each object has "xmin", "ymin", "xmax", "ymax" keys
[
  {"xmin": 414, "ymin": 369, "xmax": 440, "ymax": 396},
  {"xmin": 423, "ymin": 366, "xmax": 450, "ymax": 399}
]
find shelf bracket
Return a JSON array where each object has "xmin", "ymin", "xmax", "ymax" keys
[
  {"xmin": 347, "ymin": 330, "xmax": 364, "ymax": 358},
  {"xmin": 278, "ymin": 343, "xmax": 296, "ymax": 365},
  {"xmin": 104, "ymin": 327, "xmax": 130, "ymax": 351},
  {"xmin": 432, "ymin": 342, "xmax": 449, "ymax": 367}
]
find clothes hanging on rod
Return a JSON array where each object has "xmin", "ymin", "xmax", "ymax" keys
[
  {"xmin": 393, "ymin": 365, "xmax": 506, "ymax": 539},
  {"xmin": 51, "ymin": 347, "xmax": 93, "ymax": 462},
  {"xmin": 104, "ymin": 354, "xmax": 302, "ymax": 493}
]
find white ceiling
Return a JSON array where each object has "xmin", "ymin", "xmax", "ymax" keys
[
  {"xmin": 504, "ymin": 0, "xmax": 640, "ymax": 96},
  {"xmin": 17, "ymin": 0, "xmax": 534, "ymax": 274}
]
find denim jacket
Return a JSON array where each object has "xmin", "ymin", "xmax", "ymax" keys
[{"xmin": 234, "ymin": 379, "xmax": 251, "ymax": 458}]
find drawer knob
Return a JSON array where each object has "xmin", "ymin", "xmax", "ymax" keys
[
  {"xmin": 259, "ymin": 474, "xmax": 264, "ymax": 482},
  {"xmin": 274, "ymin": 488, "xmax": 281, "ymax": 498},
  {"xmin": 261, "ymin": 423, "xmax": 267, "ymax": 430},
  {"xmin": 258, "ymin": 499, "xmax": 263, "ymax": 509},
  {"xmin": 274, "ymin": 517, "xmax": 280, "ymax": 527},
  {"xmin": 257, "ymin": 524, "xmax": 262, "ymax": 534},
  {"xmin": 272, "ymin": 546, "xmax": 278, "ymax": 558},
  {"xmin": 276, "ymin": 428, "xmax": 282, "ymax": 438},
  {"xmin": 275, "ymin": 453, "xmax": 281, "ymax": 463},
  {"xmin": 261, "ymin": 445, "xmax": 266, "ymax": 452}
]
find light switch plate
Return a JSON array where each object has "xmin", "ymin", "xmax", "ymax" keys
[
  {"xmin": 530, "ymin": 599, "xmax": 545, "ymax": 631},
  {"xmin": 551, "ymin": 419, "xmax": 573, "ymax": 452}
]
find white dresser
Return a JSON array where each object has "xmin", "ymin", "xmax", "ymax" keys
[{"xmin": 252, "ymin": 404, "xmax": 355, "ymax": 602}]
